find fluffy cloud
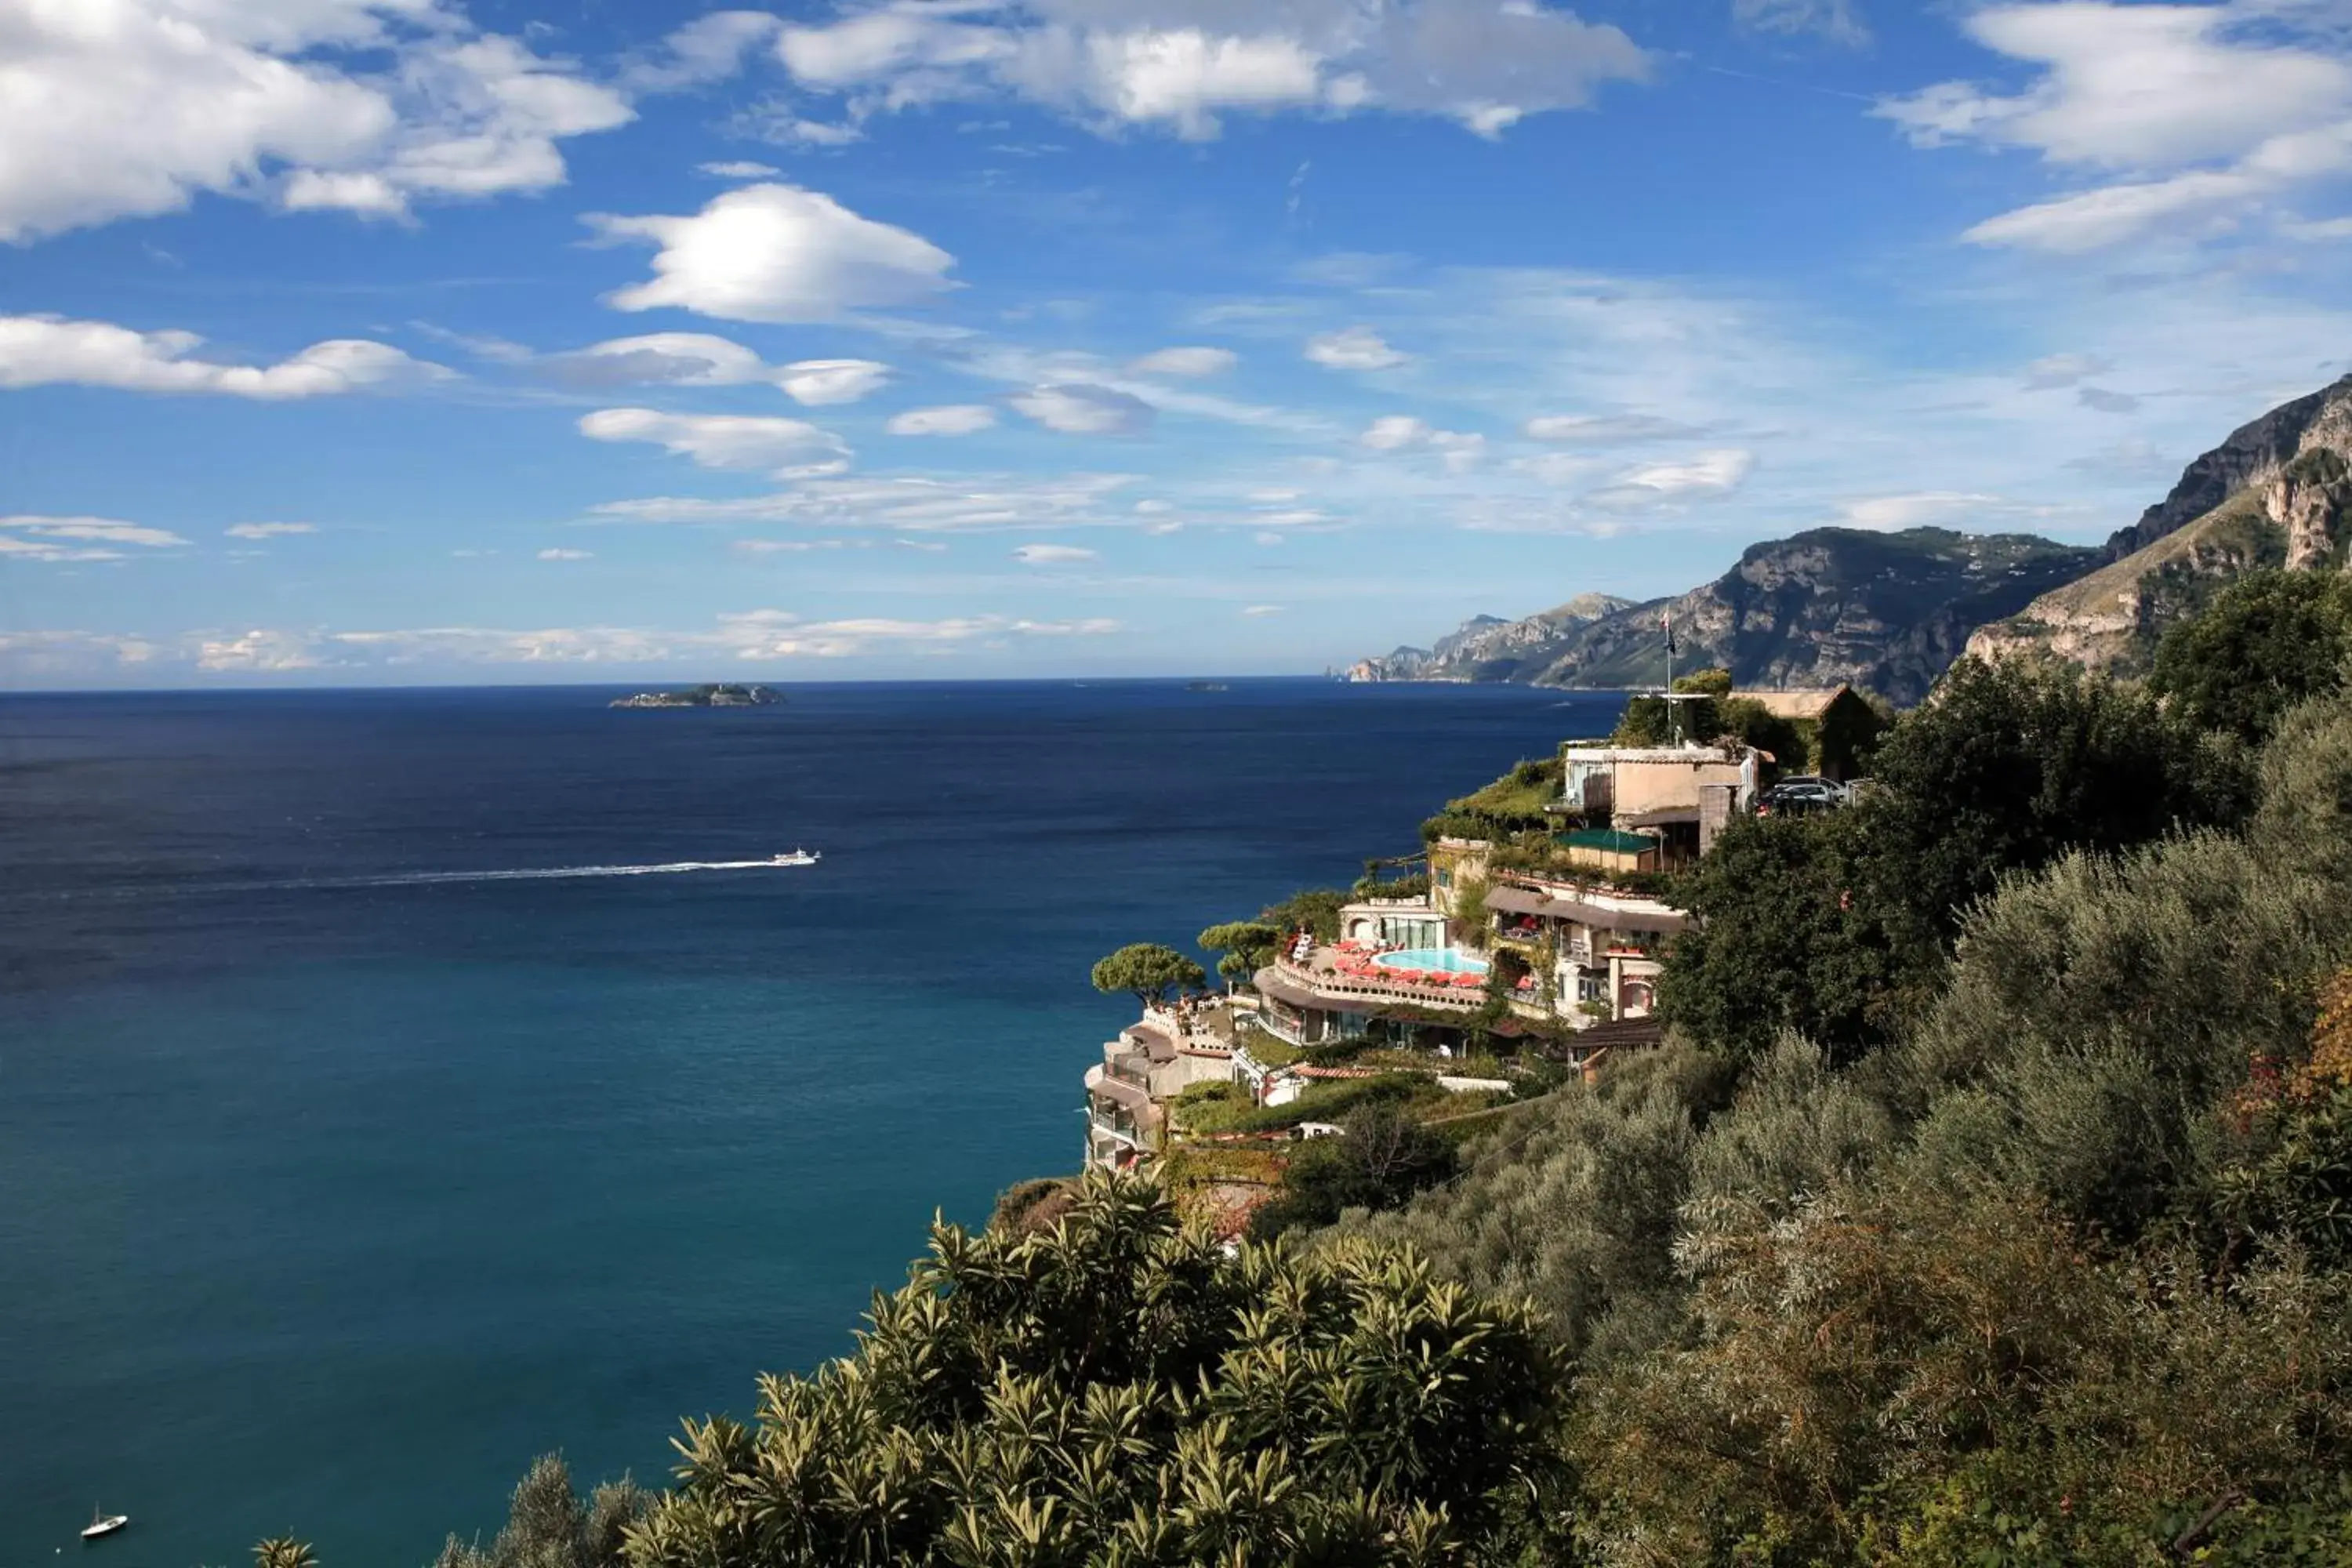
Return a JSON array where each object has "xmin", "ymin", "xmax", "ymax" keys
[
  {"xmin": 1240, "ymin": 603, "xmax": 1283, "ymax": 616},
  {"xmin": 1013, "ymin": 542, "xmax": 1098, "ymax": 563},
  {"xmin": 579, "ymin": 408, "xmax": 852, "ymax": 477},
  {"xmin": 590, "ymin": 183, "xmax": 957, "ymax": 324},
  {"xmin": 0, "ymin": 1, "xmax": 638, "ymax": 242},
  {"xmin": 225, "ymin": 522, "xmax": 318, "ymax": 539},
  {"xmin": 778, "ymin": 358, "xmax": 891, "ymax": 405},
  {"xmin": 623, "ymin": 13, "xmax": 785, "ymax": 93},
  {"xmin": 1305, "ymin": 326, "xmax": 1407, "ymax": 370},
  {"xmin": 1880, "ymin": 2, "xmax": 2352, "ymax": 252},
  {"xmin": 699, "ymin": 159, "xmax": 783, "ymax": 178},
  {"xmin": 1359, "ymin": 414, "xmax": 1428, "ymax": 450},
  {"xmin": 0, "ymin": 514, "xmax": 190, "ymax": 561},
  {"xmin": 1589, "ymin": 448, "xmax": 1754, "ymax": 506},
  {"xmin": 768, "ymin": 0, "xmax": 1650, "ymax": 140},
  {"xmin": 0, "ymin": 315, "xmax": 445, "ymax": 397},
  {"xmin": 550, "ymin": 335, "xmax": 890, "ymax": 405},
  {"xmin": 1011, "ymin": 383, "xmax": 1154, "ymax": 434},
  {"xmin": 550, "ymin": 332, "xmax": 772, "ymax": 387},
  {"xmin": 887, "ymin": 404, "xmax": 998, "ymax": 435},
  {"xmin": 536, "ymin": 547, "xmax": 593, "ymax": 561},
  {"xmin": 1359, "ymin": 415, "xmax": 1483, "ymax": 470},
  {"xmin": 1130, "ymin": 345, "xmax": 1238, "ymax": 376}
]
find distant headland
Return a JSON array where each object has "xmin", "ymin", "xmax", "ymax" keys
[{"xmin": 608, "ymin": 683, "xmax": 782, "ymax": 710}]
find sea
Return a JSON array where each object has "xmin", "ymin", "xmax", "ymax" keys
[{"xmin": 0, "ymin": 679, "xmax": 1624, "ymax": 1566}]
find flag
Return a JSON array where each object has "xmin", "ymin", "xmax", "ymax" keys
[{"xmin": 1661, "ymin": 610, "xmax": 1677, "ymax": 657}]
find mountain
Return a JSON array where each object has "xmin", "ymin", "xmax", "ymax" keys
[
  {"xmin": 1343, "ymin": 593, "xmax": 1633, "ymax": 683},
  {"xmin": 1966, "ymin": 374, "xmax": 2352, "ymax": 675},
  {"xmin": 1347, "ymin": 531, "xmax": 2095, "ymax": 706}
]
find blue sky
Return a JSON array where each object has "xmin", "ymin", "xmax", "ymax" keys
[{"xmin": 5, "ymin": 0, "xmax": 2352, "ymax": 685}]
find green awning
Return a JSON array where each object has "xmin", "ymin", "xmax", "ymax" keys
[{"xmin": 1558, "ymin": 828, "xmax": 1657, "ymax": 855}]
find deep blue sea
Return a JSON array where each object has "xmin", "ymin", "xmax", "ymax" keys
[{"xmin": 0, "ymin": 679, "xmax": 1621, "ymax": 1566}]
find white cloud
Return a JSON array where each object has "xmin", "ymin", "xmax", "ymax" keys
[
  {"xmin": 1241, "ymin": 603, "xmax": 1284, "ymax": 616},
  {"xmin": 551, "ymin": 336, "xmax": 890, "ymax": 404},
  {"xmin": 887, "ymin": 404, "xmax": 998, "ymax": 435},
  {"xmin": 1134, "ymin": 498, "xmax": 1176, "ymax": 514},
  {"xmin": 198, "ymin": 630, "xmax": 322, "ymax": 671},
  {"xmin": 1305, "ymin": 325, "xmax": 1407, "ymax": 370},
  {"xmin": 1013, "ymin": 542, "xmax": 1098, "ymax": 563},
  {"xmin": 1834, "ymin": 492, "xmax": 2005, "ymax": 532},
  {"xmin": 536, "ymin": 547, "xmax": 593, "ymax": 561},
  {"xmin": 1130, "ymin": 345, "xmax": 1238, "ymax": 376},
  {"xmin": 1589, "ymin": 448, "xmax": 1754, "ymax": 506},
  {"xmin": 1734, "ymin": 0, "xmax": 1867, "ymax": 45},
  {"xmin": 1522, "ymin": 412, "xmax": 1703, "ymax": 443},
  {"xmin": 768, "ymin": 0, "xmax": 1650, "ymax": 140},
  {"xmin": 1360, "ymin": 416, "xmax": 1482, "ymax": 469},
  {"xmin": 225, "ymin": 522, "xmax": 318, "ymax": 539},
  {"xmin": 778, "ymin": 358, "xmax": 891, "ymax": 405},
  {"xmin": 590, "ymin": 183, "xmax": 957, "ymax": 324},
  {"xmin": 2078, "ymin": 385, "xmax": 2140, "ymax": 414},
  {"xmin": 579, "ymin": 408, "xmax": 851, "ymax": 477},
  {"xmin": 626, "ymin": 13, "xmax": 785, "ymax": 93},
  {"xmin": 1360, "ymin": 414, "xmax": 1429, "ymax": 450},
  {"xmin": 0, "ymin": 514, "xmax": 190, "ymax": 561},
  {"xmin": 733, "ymin": 537, "xmax": 858, "ymax": 552},
  {"xmin": 552, "ymin": 332, "xmax": 772, "ymax": 387},
  {"xmin": 1881, "ymin": 2, "xmax": 2352, "ymax": 252},
  {"xmin": 0, "ymin": 3, "xmax": 642, "ymax": 241},
  {"xmin": 590, "ymin": 470, "xmax": 1138, "ymax": 532},
  {"xmin": 0, "ymin": 315, "xmax": 445, "ymax": 397},
  {"xmin": 1011, "ymin": 383, "xmax": 1154, "ymax": 434},
  {"xmin": 2021, "ymin": 352, "xmax": 2112, "ymax": 390},
  {"xmin": 699, "ymin": 159, "xmax": 784, "ymax": 179}
]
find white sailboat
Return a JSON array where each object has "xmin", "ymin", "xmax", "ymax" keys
[{"xmin": 81, "ymin": 1507, "xmax": 129, "ymax": 1541}]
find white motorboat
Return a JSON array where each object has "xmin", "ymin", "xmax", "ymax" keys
[
  {"xmin": 768, "ymin": 848, "xmax": 820, "ymax": 866},
  {"xmin": 82, "ymin": 1508, "xmax": 129, "ymax": 1542}
]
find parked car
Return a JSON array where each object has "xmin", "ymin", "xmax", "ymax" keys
[{"xmin": 1756, "ymin": 775, "xmax": 1851, "ymax": 815}]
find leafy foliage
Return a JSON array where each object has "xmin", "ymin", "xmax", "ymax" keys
[
  {"xmin": 2150, "ymin": 569, "xmax": 2352, "ymax": 745},
  {"xmin": 1257, "ymin": 887, "xmax": 1348, "ymax": 943},
  {"xmin": 1089, "ymin": 943, "xmax": 1206, "ymax": 1007},
  {"xmin": 433, "ymin": 1454, "xmax": 646, "ymax": 1568},
  {"xmin": 1247, "ymin": 1105, "xmax": 1459, "ymax": 1240},
  {"xmin": 621, "ymin": 1174, "xmax": 1570, "ymax": 1567},
  {"xmin": 1196, "ymin": 921, "xmax": 1279, "ymax": 985}
]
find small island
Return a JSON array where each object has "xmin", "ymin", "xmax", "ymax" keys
[{"xmin": 609, "ymin": 683, "xmax": 782, "ymax": 710}]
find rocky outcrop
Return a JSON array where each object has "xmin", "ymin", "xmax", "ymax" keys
[
  {"xmin": 2101, "ymin": 372, "xmax": 2352, "ymax": 561},
  {"xmin": 1967, "ymin": 376, "xmax": 2352, "ymax": 675},
  {"xmin": 2275, "ymin": 448, "xmax": 2352, "ymax": 572}
]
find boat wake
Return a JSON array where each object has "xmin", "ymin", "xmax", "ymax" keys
[{"xmin": 354, "ymin": 858, "xmax": 812, "ymax": 887}]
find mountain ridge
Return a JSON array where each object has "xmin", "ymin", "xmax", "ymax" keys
[{"xmin": 1352, "ymin": 371, "xmax": 2352, "ymax": 705}]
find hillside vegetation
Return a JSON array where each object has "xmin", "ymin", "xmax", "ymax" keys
[{"xmin": 263, "ymin": 574, "xmax": 2352, "ymax": 1567}]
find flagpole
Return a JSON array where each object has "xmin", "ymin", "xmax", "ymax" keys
[{"xmin": 1664, "ymin": 610, "xmax": 1678, "ymax": 745}]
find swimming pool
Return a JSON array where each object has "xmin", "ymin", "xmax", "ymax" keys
[{"xmin": 1372, "ymin": 946, "xmax": 1490, "ymax": 975}]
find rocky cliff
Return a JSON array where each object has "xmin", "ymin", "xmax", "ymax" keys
[
  {"xmin": 1348, "ymin": 531, "xmax": 2092, "ymax": 706},
  {"xmin": 1344, "ymin": 593, "xmax": 1632, "ymax": 683},
  {"xmin": 1965, "ymin": 376, "xmax": 2352, "ymax": 675}
]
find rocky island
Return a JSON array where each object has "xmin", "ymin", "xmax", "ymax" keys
[{"xmin": 608, "ymin": 683, "xmax": 782, "ymax": 709}]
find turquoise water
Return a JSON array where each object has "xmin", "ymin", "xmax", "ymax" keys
[
  {"xmin": 0, "ymin": 680, "xmax": 1622, "ymax": 1565},
  {"xmin": 1372, "ymin": 947, "xmax": 1490, "ymax": 974}
]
